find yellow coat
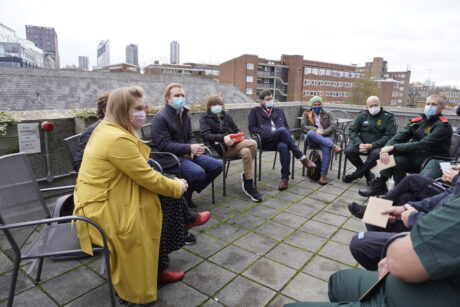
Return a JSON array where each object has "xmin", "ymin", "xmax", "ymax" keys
[{"xmin": 73, "ymin": 121, "xmax": 183, "ymax": 304}]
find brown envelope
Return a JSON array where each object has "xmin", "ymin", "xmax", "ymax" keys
[
  {"xmin": 362, "ymin": 197, "xmax": 393, "ymax": 228},
  {"xmin": 376, "ymin": 155, "xmax": 396, "ymax": 171}
]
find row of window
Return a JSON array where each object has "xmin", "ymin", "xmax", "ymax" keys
[
  {"xmin": 392, "ymin": 91, "xmax": 404, "ymax": 97},
  {"xmin": 303, "ymin": 79, "xmax": 353, "ymax": 88},
  {"xmin": 304, "ymin": 67, "xmax": 361, "ymax": 78},
  {"xmin": 303, "ymin": 91, "xmax": 349, "ymax": 98},
  {"xmin": 390, "ymin": 99, "xmax": 403, "ymax": 105}
]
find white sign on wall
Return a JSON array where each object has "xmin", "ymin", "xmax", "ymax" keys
[{"xmin": 18, "ymin": 123, "xmax": 41, "ymax": 154}]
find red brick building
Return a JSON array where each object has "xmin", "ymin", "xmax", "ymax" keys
[{"xmin": 219, "ymin": 54, "xmax": 358, "ymax": 103}]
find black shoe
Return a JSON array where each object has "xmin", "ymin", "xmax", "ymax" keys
[
  {"xmin": 184, "ymin": 231, "xmax": 197, "ymax": 245},
  {"xmin": 348, "ymin": 202, "xmax": 366, "ymax": 219},
  {"xmin": 342, "ymin": 173, "xmax": 359, "ymax": 183},
  {"xmin": 358, "ymin": 177, "xmax": 388, "ymax": 197},
  {"xmin": 241, "ymin": 173, "xmax": 262, "ymax": 202},
  {"xmin": 365, "ymin": 172, "xmax": 376, "ymax": 186}
]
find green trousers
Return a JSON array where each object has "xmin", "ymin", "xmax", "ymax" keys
[
  {"xmin": 380, "ymin": 153, "xmax": 429, "ymax": 184},
  {"xmin": 285, "ymin": 269, "xmax": 457, "ymax": 307},
  {"xmin": 419, "ymin": 159, "xmax": 443, "ymax": 179}
]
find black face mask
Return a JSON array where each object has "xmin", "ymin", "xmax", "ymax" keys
[{"xmin": 456, "ymin": 105, "xmax": 460, "ymax": 116}]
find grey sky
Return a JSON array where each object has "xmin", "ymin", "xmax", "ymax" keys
[{"xmin": 1, "ymin": 0, "xmax": 459, "ymax": 87}]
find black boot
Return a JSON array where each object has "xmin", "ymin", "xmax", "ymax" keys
[
  {"xmin": 348, "ymin": 202, "xmax": 366, "ymax": 219},
  {"xmin": 358, "ymin": 177, "xmax": 388, "ymax": 197},
  {"xmin": 364, "ymin": 172, "xmax": 376, "ymax": 186},
  {"xmin": 342, "ymin": 172, "xmax": 359, "ymax": 183}
]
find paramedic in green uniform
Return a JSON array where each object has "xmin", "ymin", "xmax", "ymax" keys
[
  {"xmin": 285, "ymin": 193, "xmax": 460, "ymax": 307},
  {"xmin": 359, "ymin": 95, "xmax": 452, "ymax": 197},
  {"xmin": 342, "ymin": 96, "xmax": 397, "ymax": 185}
]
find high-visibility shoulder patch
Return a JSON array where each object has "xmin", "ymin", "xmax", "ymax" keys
[
  {"xmin": 410, "ymin": 116, "xmax": 423, "ymax": 123},
  {"xmin": 438, "ymin": 116, "xmax": 448, "ymax": 123}
]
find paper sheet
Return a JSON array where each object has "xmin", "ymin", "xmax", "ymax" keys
[
  {"xmin": 376, "ymin": 155, "xmax": 396, "ymax": 171},
  {"xmin": 440, "ymin": 162, "xmax": 452, "ymax": 172},
  {"xmin": 362, "ymin": 197, "xmax": 393, "ymax": 228}
]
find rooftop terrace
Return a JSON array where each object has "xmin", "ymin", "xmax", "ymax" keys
[{"xmin": 0, "ymin": 152, "xmax": 367, "ymax": 307}]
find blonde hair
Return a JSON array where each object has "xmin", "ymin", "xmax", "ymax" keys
[
  {"xmin": 106, "ymin": 86, "xmax": 144, "ymax": 135},
  {"xmin": 164, "ymin": 83, "xmax": 183, "ymax": 100}
]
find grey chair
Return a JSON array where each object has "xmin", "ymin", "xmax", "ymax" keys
[
  {"xmin": 63, "ymin": 133, "xmax": 81, "ymax": 166},
  {"xmin": 0, "ymin": 153, "xmax": 115, "ymax": 307}
]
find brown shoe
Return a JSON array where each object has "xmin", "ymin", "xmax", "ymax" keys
[
  {"xmin": 319, "ymin": 175, "xmax": 327, "ymax": 185},
  {"xmin": 278, "ymin": 178, "xmax": 289, "ymax": 191},
  {"xmin": 331, "ymin": 145, "xmax": 342, "ymax": 153},
  {"xmin": 301, "ymin": 158, "xmax": 316, "ymax": 169}
]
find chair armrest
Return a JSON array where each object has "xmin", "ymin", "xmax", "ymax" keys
[
  {"xmin": 420, "ymin": 156, "xmax": 455, "ymax": 170},
  {"xmin": 204, "ymin": 146, "xmax": 213, "ymax": 157},
  {"xmin": 148, "ymin": 158, "xmax": 164, "ymax": 174},
  {"xmin": 40, "ymin": 185, "xmax": 75, "ymax": 193},
  {"xmin": 213, "ymin": 142, "xmax": 226, "ymax": 158},
  {"xmin": 250, "ymin": 133, "xmax": 262, "ymax": 148},
  {"xmin": 149, "ymin": 151, "xmax": 182, "ymax": 178}
]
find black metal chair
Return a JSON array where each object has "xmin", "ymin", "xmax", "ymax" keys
[
  {"xmin": 251, "ymin": 130, "xmax": 297, "ymax": 182},
  {"xmin": 63, "ymin": 133, "xmax": 81, "ymax": 172},
  {"xmin": 206, "ymin": 140, "xmax": 258, "ymax": 196},
  {"xmin": 420, "ymin": 133, "xmax": 460, "ymax": 170},
  {"xmin": 0, "ymin": 153, "xmax": 115, "ymax": 307}
]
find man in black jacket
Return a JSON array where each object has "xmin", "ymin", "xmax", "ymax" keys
[
  {"xmin": 248, "ymin": 90, "xmax": 315, "ymax": 190},
  {"xmin": 151, "ymin": 83, "xmax": 223, "ymax": 208}
]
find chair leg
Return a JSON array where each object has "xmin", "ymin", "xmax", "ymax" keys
[
  {"xmin": 272, "ymin": 151, "xmax": 277, "ymax": 170},
  {"xmin": 7, "ymin": 258, "xmax": 20, "ymax": 307},
  {"xmin": 102, "ymin": 249, "xmax": 116, "ymax": 307},
  {"xmin": 258, "ymin": 150, "xmax": 262, "ymax": 181},
  {"xmin": 330, "ymin": 151, "xmax": 334, "ymax": 171},
  {"xmin": 35, "ymin": 257, "xmax": 45, "ymax": 282},
  {"xmin": 291, "ymin": 152, "xmax": 295, "ymax": 179},
  {"xmin": 338, "ymin": 152, "xmax": 343, "ymax": 179},
  {"xmin": 302, "ymin": 143, "xmax": 308, "ymax": 177},
  {"xmin": 223, "ymin": 160, "xmax": 230, "ymax": 197},
  {"xmin": 254, "ymin": 153, "xmax": 257, "ymax": 189},
  {"xmin": 211, "ymin": 180, "xmax": 215, "ymax": 204}
]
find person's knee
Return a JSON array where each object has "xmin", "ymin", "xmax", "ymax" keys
[
  {"xmin": 239, "ymin": 147, "xmax": 251, "ymax": 159},
  {"xmin": 277, "ymin": 142, "xmax": 288, "ymax": 153},
  {"xmin": 328, "ymin": 270, "xmax": 351, "ymax": 302},
  {"xmin": 188, "ymin": 167, "xmax": 206, "ymax": 184},
  {"xmin": 344, "ymin": 145, "xmax": 357, "ymax": 157}
]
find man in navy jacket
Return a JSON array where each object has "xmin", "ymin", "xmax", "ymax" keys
[
  {"xmin": 248, "ymin": 90, "xmax": 315, "ymax": 190},
  {"xmin": 151, "ymin": 83, "xmax": 223, "ymax": 208}
]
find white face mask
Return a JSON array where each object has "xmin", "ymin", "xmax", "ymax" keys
[{"xmin": 368, "ymin": 106, "xmax": 380, "ymax": 116}]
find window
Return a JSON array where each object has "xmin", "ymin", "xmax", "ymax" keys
[
  {"xmin": 304, "ymin": 67, "xmax": 312, "ymax": 74},
  {"xmin": 247, "ymin": 63, "xmax": 254, "ymax": 70},
  {"xmin": 312, "ymin": 68, "xmax": 318, "ymax": 75},
  {"xmin": 326, "ymin": 70, "xmax": 332, "ymax": 76},
  {"xmin": 246, "ymin": 76, "xmax": 254, "ymax": 83},
  {"xmin": 319, "ymin": 69, "xmax": 325, "ymax": 76},
  {"xmin": 246, "ymin": 88, "xmax": 253, "ymax": 95},
  {"xmin": 304, "ymin": 79, "xmax": 312, "ymax": 86},
  {"xmin": 264, "ymin": 78, "xmax": 270, "ymax": 84}
]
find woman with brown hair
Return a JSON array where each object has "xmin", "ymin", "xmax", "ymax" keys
[
  {"xmin": 73, "ymin": 86, "xmax": 193, "ymax": 304},
  {"xmin": 200, "ymin": 95, "xmax": 262, "ymax": 201}
]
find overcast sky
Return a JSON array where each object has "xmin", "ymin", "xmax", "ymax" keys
[{"xmin": 1, "ymin": 0, "xmax": 459, "ymax": 87}]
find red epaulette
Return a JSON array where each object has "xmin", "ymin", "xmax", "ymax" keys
[
  {"xmin": 410, "ymin": 116, "xmax": 423, "ymax": 123},
  {"xmin": 438, "ymin": 116, "xmax": 448, "ymax": 123}
]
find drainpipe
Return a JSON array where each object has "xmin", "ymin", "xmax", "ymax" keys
[{"xmin": 40, "ymin": 121, "xmax": 55, "ymax": 182}]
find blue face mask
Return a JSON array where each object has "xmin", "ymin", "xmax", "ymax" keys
[
  {"xmin": 312, "ymin": 106, "xmax": 322, "ymax": 115},
  {"xmin": 172, "ymin": 97, "xmax": 186, "ymax": 110},
  {"xmin": 265, "ymin": 100, "xmax": 274, "ymax": 108},
  {"xmin": 424, "ymin": 105, "xmax": 437, "ymax": 118},
  {"xmin": 210, "ymin": 105, "xmax": 222, "ymax": 114}
]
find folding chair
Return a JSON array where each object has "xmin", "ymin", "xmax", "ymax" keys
[{"xmin": 0, "ymin": 153, "xmax": 115, "ymax": 307}]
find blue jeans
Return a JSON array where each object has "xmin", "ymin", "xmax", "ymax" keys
[
  {"xmin": 263, "ymin": 127, "xmax": 304, "ymax": 179},
  {"xmin": 167, "ymin": 155, "xmax": 223, "ymax": 202},
  {"xmin": 306, "ymin": 130, "xmax": 333, "ymax": 175}
]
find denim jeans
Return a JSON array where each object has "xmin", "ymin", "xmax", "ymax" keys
[
  {"xmin": 263, "ymin": 127, "xmax": 304, "ymax": 179},
  {"xmin": 167, "ymin": 154, "xmax": 223, "ymax": 202},
  {"xmin": 306, "ymin": 130, "xmax": 333, "ymax": 175}
]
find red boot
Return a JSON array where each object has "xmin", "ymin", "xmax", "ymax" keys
[
  {"xmin": 186, "ymin": 211, "xmax": 211, "ymax": 229},
  {"xmin": 158, "ymin": 270, "xmax": 185, "ymax": 282}
]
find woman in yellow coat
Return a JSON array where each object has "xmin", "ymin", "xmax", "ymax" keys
[{"xmin": 73, "ymin": 86, "xmax": 187, "ymax": 304}]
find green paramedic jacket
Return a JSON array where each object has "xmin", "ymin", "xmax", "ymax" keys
[
  {"xmin": 348, "ymin": 108, "xmax": 396, "ymax": 149},
  {"xmin": 387, "ymin": 113, "xmax": 452, "ymax": 156}
]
